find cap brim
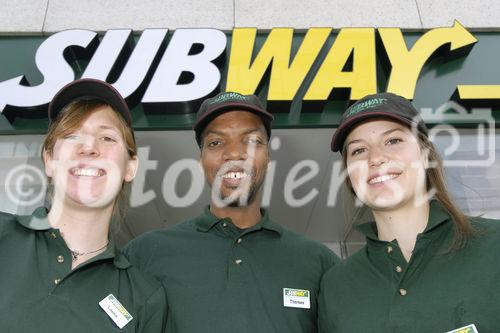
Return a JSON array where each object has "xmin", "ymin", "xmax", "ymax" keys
[
  {"xmin": 48, "ymin": 79, "xmax": 132, "ymax": 126},
  {"xmin": 330, "ymin": 111, "xmax": 417, "ymax": 152}
]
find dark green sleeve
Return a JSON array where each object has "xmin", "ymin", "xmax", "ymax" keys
[
  {"xmin": 321, "ymin": 245, "xmax": 341, "ymax": 273},
  {"xmin": 0, "ymin": 212, "xmax": 15, "ymax": 237},
  {"xmin": 136, "ymin": 284, "xmax": 168, "ymax": 333},
  {"xmin": 318, "ymin": 271, "xmax": 336, "ymax": 333},
  {"xmin": 123, "ymin": 237, "xmax": 152, "ymax": 271}
]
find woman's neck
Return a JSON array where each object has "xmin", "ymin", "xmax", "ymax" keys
[
  {"xmin": 48, "ymin": 200, "xmax": 112, "ymax": 268},
  {"xmin": 372, "ymin": 200, "xmax": 430, "ymax": 262}
]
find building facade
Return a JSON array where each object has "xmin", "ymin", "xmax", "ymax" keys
[{"xmin": 1, "ymin": 0, "xmax": 500, "ymax": 256}]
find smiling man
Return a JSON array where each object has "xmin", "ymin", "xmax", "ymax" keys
[{"xmin": 125, "ymin": 91, "xmax": 339, "ymax": 333}]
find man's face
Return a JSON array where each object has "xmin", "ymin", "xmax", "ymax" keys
[{"xmin": 200, "ymin": 111, "xmax": 269, "ymax": 208}]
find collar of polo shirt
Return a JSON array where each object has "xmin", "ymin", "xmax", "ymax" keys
[
  {"xmin": 16, "ymin": 206, "xmax": 131, "ymax": 269},
  {"xmin": 356, "ymin": 200, "xmax": 451, "ymax": 242},
  {"xmin": 195, "ymin": 206, "xmax": 283, "ymax": 236}
]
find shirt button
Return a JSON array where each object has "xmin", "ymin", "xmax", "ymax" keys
[
  {"xmin": 399, "ymin": 288, "xmax": 407, "ymax": 296},
  {"xmin": 235, "ymin": 259, "xmax": 242, "ymax": 265},
  {"xmin": 54, "ymin": 278, "xmax": 61, "ymax": 285},
  {"xmin": 51, "ymin": 232, "xmax": 57, "ymax": 239},
  {"xmin": 222, "ymin": 222, "xmax": 228, "ymax": 227},
  {"xmin": 395, "ymin": 266, "xmax": 402, "ymax": 273},
  {"xmin": 236, "ymin": 238, "xmax": 242, "ymax": 244},
  {"xmin": 387, "ymin": 246, "xmax": 393, "ymax": 253},
  {"xmin": 57, "ymin": 255, "xmax": 64, "ymax": 263}
]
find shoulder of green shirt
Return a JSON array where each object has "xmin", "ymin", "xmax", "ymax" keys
[
  {"xmin": 123, "ymin": 231, "xmax": 159, "ymax": 272},
  {"xmin": 0, "ymin": 210, "xmax": 25, "ymax": 235},
  {"xmin": 278, "ymin": 224, "xmax": 340, "ymax": 267},
  {"xmin": 123, "ymin": 218, "xmax": 193, "ymax": 272},
  {"xmin": 320, "ymin": 245, "xmax": 366, "ymax": 283},
  {"xmin": 0, "ymin": 210, "xmax": 18, "ymax": 222},
  {"xmin": 0, "ymin": 210, "xmax": 16, "ymax": 220},
  {"xmin": 469, "ymin": 215, "xmax": 500, "ymax": 228},
  {"xmin": 469, "ymin": 215, "xmax": 500, "ymax": 244},
  {"xmin": 124, "ymin": 216, "xmax": 340, "ymax": 273},
  {"xmin": 320, "ymin": 215, "xmax": 500, "ymax": 279},
  {"xmin": 0, "ymin": 209, "xmax": 168, "ymax": 329}
]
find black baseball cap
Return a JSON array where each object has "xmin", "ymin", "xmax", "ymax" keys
[
  {"xmin": 193, "ymin": 91, "xmax": 274, "ymax": 147},
  {"xmin": 48, "ymin": 78, "xmax": 132, "ymax": 127},
  {"xmin": 330, "ymin": 92, "xmax": 428, "ymax": 152}
]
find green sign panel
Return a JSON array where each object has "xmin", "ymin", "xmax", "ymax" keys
[{"xmin": 0, "ymin": 23, "xmax": 499, "ymax": 134}]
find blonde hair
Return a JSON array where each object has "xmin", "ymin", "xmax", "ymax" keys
[{"xmin": 42, "ymin": 99, "xmax": 137, "ymax": 225}]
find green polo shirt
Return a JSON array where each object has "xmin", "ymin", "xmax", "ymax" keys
[
  {"xmin": 0, "ymin": 207, "xmax": 167, "ymax": 333},
  {"xmin": 319, "ymin": 200, "xmax": 500, "ymax": 333},
  {"xmin": 125, "ymin": 207, "xmax": 338, "ymax": 333}
]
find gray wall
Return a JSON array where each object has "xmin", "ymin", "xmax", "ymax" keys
[{"xmin": 1, "ymin": 0, "xmax": 500, "ymax": 35}]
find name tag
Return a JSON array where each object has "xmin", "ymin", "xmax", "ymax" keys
[
  {"xmin": 99, "ymin": 294, "xmax": 133, "ymax": 329},
  {"xmin": 446, "ymin": 324, "xmax": 478, "ymax": 333},
  {"xmin": 283, "ymin": 288, "xmax": 310, "ymax": 309}
]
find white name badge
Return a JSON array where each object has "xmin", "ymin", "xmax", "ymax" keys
[
  {"xmin": 446, "ymin": 324, "xmax": 479, "ymax": 333},
  {"xmin": 99, "ymin": 294, "xmax": 134, "ymax": 329},
  {"xmin": 283, "ymin": 288, "xmax": 310, "ymax": 309}
]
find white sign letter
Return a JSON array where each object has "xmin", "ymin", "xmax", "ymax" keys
[{"xmin": 143, "ymin": 29, "xmax": 227, "ymax": 104}]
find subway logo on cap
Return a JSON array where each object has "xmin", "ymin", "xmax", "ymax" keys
[
  {"xmin": 208, "ymin": 92, "xmax": 248, "ymax": 105},
  {"xmin": 344, "ymin": 98, "xmax": 388, "ymax": 118}
]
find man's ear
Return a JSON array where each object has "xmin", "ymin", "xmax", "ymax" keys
[
  {"xmin": 124, "ymin": 156, "xmax": 139, "ymax": 182},
  {"xmin": 43, "ymin": 149, "xmax": 55, "ymax": 178}
]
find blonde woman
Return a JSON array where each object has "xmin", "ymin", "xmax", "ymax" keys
[
  {"xmin": 319, "ymin": 93, "xmax": 499, "ymax": 332},
  {"xmin": 0, "ymin": 79, "xmax": 167, "ymax": 332}
]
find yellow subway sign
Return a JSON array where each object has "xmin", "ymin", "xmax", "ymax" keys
[{"xmin": 0, "ymin": 21, "xmax": 499, "ymax": 132}]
